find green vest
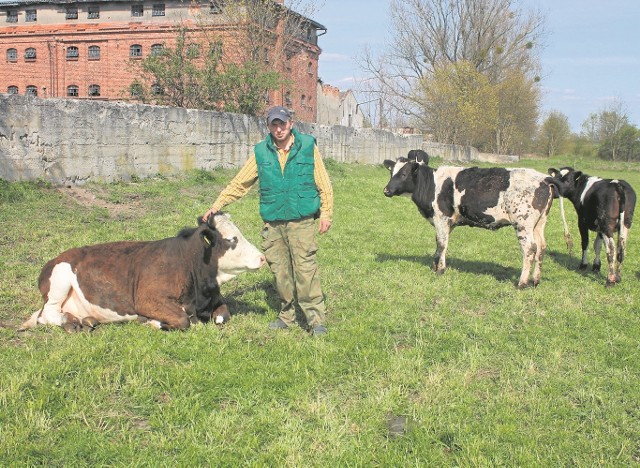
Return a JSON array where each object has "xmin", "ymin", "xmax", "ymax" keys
[{"xmin": 255, "ymin": 128, "xmax": 321, "ymax": 222}]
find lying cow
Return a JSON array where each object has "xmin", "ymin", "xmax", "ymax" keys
[
  {"xmin": 384, "ymin": 152, "xmax": 555, "ymax": 288},
  {"xmin": 20, "ymin": 213, "xmax": 265, "ymax": 332},
  {"xmin": 548, "ymin": 167, "xmax": 636, "ymax": 286}
]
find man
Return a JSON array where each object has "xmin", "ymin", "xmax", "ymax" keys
[{"xmin": 203, "ymin": 106, "xmax": 333, "ymax": 336}]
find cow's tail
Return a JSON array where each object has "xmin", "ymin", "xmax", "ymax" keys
[
  {"xmin": 559, "ymin": 197, "xmax": 574, "ymax": 256},
  {"xmin": 615, "ymin": 182, "xmax": 628, "ymax": 262},
  {"xmin": 18, "ymin": 309, "xmax": 42, "ymax": 331}
]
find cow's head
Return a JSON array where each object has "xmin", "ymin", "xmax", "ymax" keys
[
  {"xmin": 207, "ymin": 213, "xmax": 265, "ymax": 284},
  {"xmin": 548, "ymin": 167, "xmax": 581, "ymax": 197},
  {"xmin": 383, "ymin": 157, "xmax": 418, "ymax": 197}
]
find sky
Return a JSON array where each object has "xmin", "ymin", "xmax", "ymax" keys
[{"xmin": 313, "ymin": 0, "xmax": 640, "ymax": 132}]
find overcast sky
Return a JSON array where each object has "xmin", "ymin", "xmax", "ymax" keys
[{"xmin": 314, "ymin": 0, "xmax": 640, "ymax": 132}]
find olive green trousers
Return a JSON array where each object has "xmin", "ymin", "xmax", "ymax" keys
[{"xmin": 260, "ymin": 217, "xmax": 326, "ymax": 328}]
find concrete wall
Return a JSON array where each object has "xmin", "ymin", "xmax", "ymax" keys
[{"xmin": 0, "ymin": 94, "xmax": 424, "ymax": 184}]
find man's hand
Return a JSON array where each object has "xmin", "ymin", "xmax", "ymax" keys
[
  {"xmin": 318, "ymin": 219, "xmax": 332, "ymax": 234},
  {"xmin": 203, "ymin": 207, "xmax": 219, "ymax": 221}
]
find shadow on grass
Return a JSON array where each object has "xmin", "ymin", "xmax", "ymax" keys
[
  {"xmin": 223, "ymin": 280, "xmax": 280, "ymax": 317},
  {"xmin": 375, "ymin": 252, "xmax": 519, "ymax": 282}
]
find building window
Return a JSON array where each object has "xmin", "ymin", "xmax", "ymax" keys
[
  {"xmin": 306, "ymin": 27, "xmax": 312, "ymax": 40},
  {"xmin": 8, "ymin": 86, "xmax": 18, "ymax": 94},
  {"xmin": 285, "ymin": 92, "xmax": 292, "ymax": 107},
  {"xmin": 88, "ymin": 6, "xmax": 100, "ymax": 19},
  {"xmin": 210, "ymin": 1, "xmax": 224, "ymax": 14},
  {"xmin": 130, "ymin": 44, "xmax": 142, "ymax": 58},
  {"xmin": 301, "ymin": 95, "xmax": 306, "ymax": 108},
  {"xmin": 152, "ymin": 4, "xmax": 165, "ymax": 16},
  {"xmin": 7, "ymin": 48, "xmax": 17, "ymax": 61},
  {"xmin": 66, "ymin": 46, "xmax": 79, "ymax": 59},
  {"xmin": 24, "ymin": 48, "xmax": 36, "ymax": 60},
  {"xmin": 7, "ymin": 10, "xmax": 18, "ymax": 22},
  {"xmin": 26, "ymin": 85, "xmax": 37, "ymax": 96},
  {"xmin": 150, "ymin": 44, "xmax": 164, "ymax": 56},
  {"xmin": 130, "ymin": 83, "xmax": 143, "ymax": 98},
  {"xmin": 88, "ymin": 84, "xmax": 101, "ymax": 97},
  {"xmin": 67, "ymin": 85, "xmax": 79, "ymax": 97},
  {"xmin": 131, "ymin": 4, "xmax": 143, "ymax": 17},
  {"xmin": 308, "ymin": 62, "xmax": 313, "ymax": 75},
  {"xmin": 151, "ymin": 83, "xmax": 163, "ymax": 95},
  {"xmin": 25, "ymin": 9, "xmax": 37, "ymax": 22},
  {"xmin": 263, "ymin": 48, "xmax": 269, "ymax": 63},
  {"xmin": 66, "ymin": 7, "xmax": 78, "ymax": 19},
  {"xmin": 88, "ymin": 45, "xmax": 100, "ymax": 60}
]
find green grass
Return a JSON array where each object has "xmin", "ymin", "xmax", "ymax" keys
[{"xmin": 1, "ymin": 158, "xmax": 640, "ymax": 465}]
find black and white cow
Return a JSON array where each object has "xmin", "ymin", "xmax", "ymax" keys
[
  {"xmin": 384, "ymin": 152, "xmax": 555, "ymax": 288},
  {"xmin": 548, "ymin": 166, "xmax": 636, "ymax": 286}
]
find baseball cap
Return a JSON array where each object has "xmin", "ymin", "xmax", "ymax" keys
[{"xmin": 266, "ymin": 106, "xmax": 292, "ymax": 125}]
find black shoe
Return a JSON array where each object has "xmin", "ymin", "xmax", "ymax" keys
[
  {"xmin": 269, "ymin": 319, "xmax": 289, "ymax": 330},
  {"xmin": 311, "ymin": 324, "xmax": 327, "ymax": 336}
]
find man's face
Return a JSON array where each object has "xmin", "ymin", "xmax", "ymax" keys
[{"xmin": 268, "ymin": 119, "xmax": 293, "ymax": 144}]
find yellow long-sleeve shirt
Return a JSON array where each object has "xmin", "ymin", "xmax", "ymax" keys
[{"xmin": 211, "ymin": 139, "xmax": 334, "ymax": 221}]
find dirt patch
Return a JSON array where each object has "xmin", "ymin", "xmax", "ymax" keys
[{"xmin": 56, "ymin": 185, "xmax": 142, "ymax": 218}]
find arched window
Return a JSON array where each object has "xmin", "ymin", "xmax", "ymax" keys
[
  {"xmin": 301, "ymin": 95, "xmax": 306, "ymax": 108},
  {"xmin": 130, "ymin": 44, "xmax": 142, "ymax": 58},
  {"xmin": 67, "ymin": 85, "xmax": 79, "ymax": 97},
  {"xmin": 285, "ymin": 92, "xmax": 292, "ymax": 107},
  {"xmin": 308, "ymin": 62, "xmax": 313, "ymax": 75},
  {"xmin": 7, "ymin": 48, "xmax": 17, "ymax": 61},
  {"xmin": 25, "ymin": 48, "xmax": 36, "ymax": 60},
  {"xmin": 7, "ymin": 86, "xmax": 18, "ymax": 94},
  {"xmin": 66, "ymin": 46, "xmax": 79, "ymax": 59},
  {"xmin": 26, "ymin": 85, "xmax": 37, "ymax": 96},
  {"xmin": 150, "ymin": 44, "xmax": 164, "ymax": 56},
  {"xmin": 88, "ymin": 84, "xmax": 101, "ymax": 97},
  {"xmin": 88, "ymin": 45, "xmax": 100, "ymax": 60}
]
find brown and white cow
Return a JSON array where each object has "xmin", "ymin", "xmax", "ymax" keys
[
  {"xmin": 20, "ymin": 213, "xmax": 265, "ymax": 332},
  {"xmin": 548, "ymin": 166, "xmax": 636, "ymax": 286},
  {"xmin": 383, "ymin": 152, "xmax": 556, "ymax": 288}
]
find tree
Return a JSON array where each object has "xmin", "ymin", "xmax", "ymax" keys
[
  {"xmin": 129, "ymin": 0, "xmax": 320, "ymax": 114},
  {"xmin": 538, "ymin": 111, "xmax": 571, "ymax": 157},
  {"xmin": 598, "ymin": 124, "xmax": 640, "ymax": 162},
  {"xmin": 359, "ymin": 0, "xmax": 545, "ymax": 148}
]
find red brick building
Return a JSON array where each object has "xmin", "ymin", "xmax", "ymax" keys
[{"xmin": 0, "ymin": 0, "xmax": 325, "ymax": 122}]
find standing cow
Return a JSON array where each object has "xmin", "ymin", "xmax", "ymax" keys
[
  {"xmin": 383, "ymin": 152, "xmax": 555, "ymax": 288},
  {"xmin": 20, "ymin": 213, "xmax": 265, "ymax": 332},
  {"xmin": 548, "ymin": 166, "xmax": 636, "ymax": 286}
]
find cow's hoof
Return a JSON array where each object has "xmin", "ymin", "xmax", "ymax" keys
[
  {"xmin": 578, "ymin": 263, "xmax": 588, "ymax": 271},
  {"xmin": 517, "ymin": 282, "xmax": 530, "ymax": 290},
  {"xmin": 62, "ymin": 322, "xmax": 82, "ymax": 333},
  {"xmin": 605, "ymin": 280, "xmax": 616, "ymax": 288},
  {"xmin": 592, "ymin": 264, "xmax": 601, "ymax": 272},
  {"xmin": 81, "ymin": 317, "xmax": 99, "ymax": 331}
]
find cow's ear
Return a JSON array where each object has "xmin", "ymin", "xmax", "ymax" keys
[
  {"xmin": 548, "ymin": 168, "xmax": 558, "ymax": 177},
  {"xmin": 201, "ymin": 228, "xmax": 217, "ymax": 247},
  {"xmin": 383, "ymin": 160, "xmax": 395, "ymax": 171},
  {"xmin": 573, "ymin": 171, "xmax": 583, "ymax": 180}
]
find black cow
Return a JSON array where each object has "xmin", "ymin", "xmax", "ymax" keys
[
  {"xmin": 384, "ymin": 152, "xmax": 555, "ymax": 288},
  {"xmin": 20, "ymin": 213, "xmax": 265, "ymax": 332},
  {"xmin": 548, "ymin": 166, "xmax": 636, "ymax": 286}
]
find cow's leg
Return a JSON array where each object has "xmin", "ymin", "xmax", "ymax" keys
[
  {"xmin": 578, "ymin": 221, "xmax": 590, "ymax": 270},
  {"xmin": 136, "ymin": 300, "xmax": 190, "ymax": 330},
  {"xmin": 38, "ymin": 263, "xmax": 75, "ymax": 327},
  {"xmin": 592, "ymin": 235, "xmax": 602, "ymax": 272},
  {"xmin": 432, "ymin": 223, "xmax": 450, "ymax": 274},
  {"xmin": 516, "ymin": 225, "xmax": 536, "ymax": 289},
  {"xmin": 601, "ymin": 233, "xmax": 617, "ymax": 286}
]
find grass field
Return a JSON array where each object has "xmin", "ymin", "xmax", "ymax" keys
[{"xmin": 1, "ymin": 156, "xmax": 640, "ymax": 465}]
